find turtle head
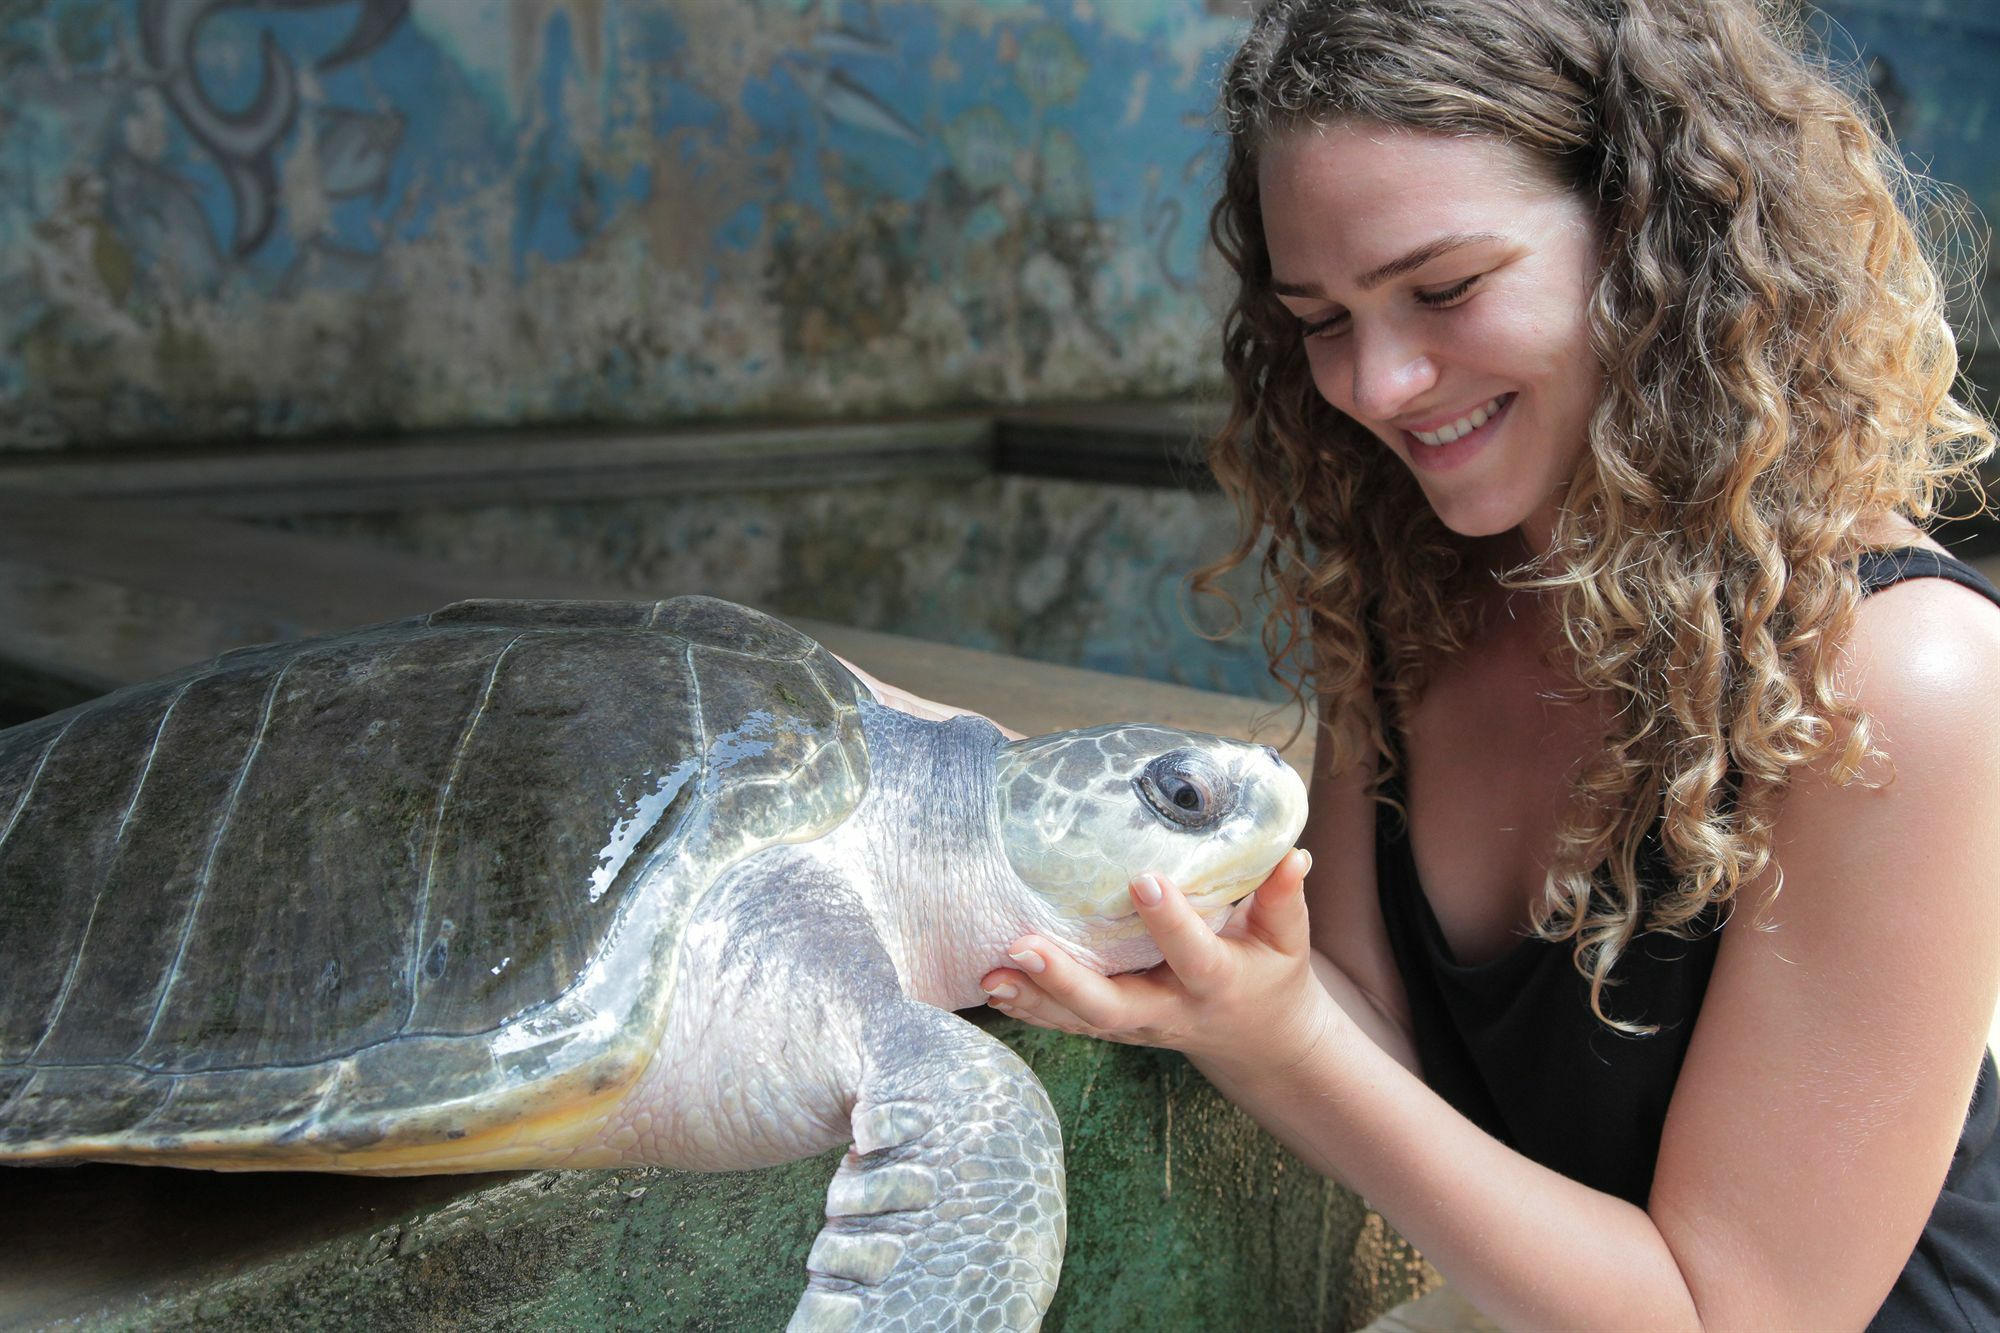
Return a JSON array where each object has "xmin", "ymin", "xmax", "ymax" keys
[{"xmin": 991, "ymin": 725, "xmax": 1308, "ymax": 949}]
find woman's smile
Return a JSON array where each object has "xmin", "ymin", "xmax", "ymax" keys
[{"xmin": 1398, "ymin": 392, "xmax": 1516, "ymax": 472}]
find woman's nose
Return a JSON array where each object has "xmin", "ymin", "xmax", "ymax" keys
[{"xmin": 1349, "ymin": 327, "xmax": 1439, "ymax": 422}]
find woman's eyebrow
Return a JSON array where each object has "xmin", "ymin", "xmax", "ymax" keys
[{"xmin": 1271, "ymin": 231, "xmax": 1506, "ymax": 298}]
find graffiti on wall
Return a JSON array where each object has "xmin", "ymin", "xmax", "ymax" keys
[
  {"xmin": 5, "ymin": 0, "xmax": 1993, "ymax": 451},
  {"xmin": 0, "ymin": 0, "xmax": 1245, "ymax": 448},
  {"xmin": 136, "ymin": 0, "xmax": 411, "ymax": 258}
]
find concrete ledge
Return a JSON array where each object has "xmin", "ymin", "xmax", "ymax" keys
[
  {"xmin": 0, "ymin": 402, "xmax": 1222, "ymax": 517},
  {"xmin": 993, "ymin": 401, "xmax": 1223, "ymax": 489},
  {"xmin": 0, "ymin": 417, "xmax": 995, "ymax": 516},
  {"xmin": 2, "ymin": 1029, "xmax": 1431, "ymax": 1330}
]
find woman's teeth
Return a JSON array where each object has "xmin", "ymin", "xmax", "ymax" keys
[{"xmin": 1411, "ymin": 395, "xmax": 1507, "ymax": 446}]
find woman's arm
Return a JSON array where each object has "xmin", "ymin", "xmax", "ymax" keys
[
  {"xmin": 1633, "ymin": 578, "xmax": 2000, "ymax": 1326},
  {"xmin": 1298, "ymin": 725, "xmax": 1421, "ymax": 1073},
  {"xmin": 985, "ymin": 580, "xmax": 2000, "ymax": 1329}
]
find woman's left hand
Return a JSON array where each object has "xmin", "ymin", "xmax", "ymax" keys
[{"xmin": 978, "ymin": 849, "xmax": 1333, "ymax": 1080}]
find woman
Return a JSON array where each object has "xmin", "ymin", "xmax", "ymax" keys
[{"xmin": 971, "ymin": 0, "xmax": 2000, "ymax": 1326}]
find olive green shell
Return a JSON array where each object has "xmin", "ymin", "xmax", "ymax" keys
[{"xmin": 0, "ymin": 597, "xmax": 868, "ymax": 1162}]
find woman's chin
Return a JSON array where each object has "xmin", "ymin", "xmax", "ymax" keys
[{"xmin": 1421, "ymin": 492, "xmax": 1535, "ymax": 541}]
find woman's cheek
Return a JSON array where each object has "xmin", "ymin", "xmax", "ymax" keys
[
  {"xmin": 1304, "ymin": 342, "xmax": 1369, "ymax": 426},
  {"xmin": 1302, "ymin": 349, "xmax": 1409, "ymax": 459}
]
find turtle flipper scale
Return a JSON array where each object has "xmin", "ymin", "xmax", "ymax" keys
[{"xmin": 791, "ymin": 1005, "xmax": 1065, "ymax": 1333}]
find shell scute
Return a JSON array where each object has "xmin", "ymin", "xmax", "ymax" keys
[
  {"xmin": 0, "ymin": 659, "xmax": 297, "ymax": 1065},
  {"xmin": 403, "ymin": 627, "xmax": 705, "ymax": 1036},
  {"xmin": 139, "ymin": 630, "xmax": 519, "ymax": 1072},
  {"xmin": 426, "ymin": 600, "xmax": 658, "ymax": 631},
  {"xmin": 651, "ymin": 594, "xmax": 820, "ymax": 662}
]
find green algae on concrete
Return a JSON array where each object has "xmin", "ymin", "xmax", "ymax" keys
[{"xmin": 4, "ymin": 1013, "xmax": 1429, "ymax": 1331}]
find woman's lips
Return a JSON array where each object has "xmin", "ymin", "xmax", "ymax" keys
[{"xmin": 1400, "ymin": 392, "xmax": 1515, "ymax": 472}]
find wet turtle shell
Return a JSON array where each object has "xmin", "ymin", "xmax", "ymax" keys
[{"xmin": 0, "ymin": 597, "xmax": 868, "ymax": 1169}]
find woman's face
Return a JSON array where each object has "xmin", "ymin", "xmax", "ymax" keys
[{"xmin": 1259, "ymin": 122, "xmax": 1602, "ymax": 547}]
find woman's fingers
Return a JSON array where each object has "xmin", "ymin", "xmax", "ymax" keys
[
  {"xmin": 986, "ymin": 936, "xmax": 1140, "ymax": 1032},
  {"xmin": 982, "ymin": 966, "xmax": 1108, "ymax": 1036},
  {"xmin": 987, "ymin": 985, "xmax": 1109, "ymax": 1038},
  {"xmin": 979, "ymin": 852, "xmax": 1316, "ymax": 1041},
  {"xmin": 1244, "ymin": 848, "xmax": 1313, "ymax": 949},
  {"xmin": 1130, "ymin": 872, "xmax": 1237, "ymax": 998}
]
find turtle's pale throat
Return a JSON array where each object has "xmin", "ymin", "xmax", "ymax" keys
[{"xmin": 840, "ymin": 705, "xmax": 1062, "ymax": 1010}]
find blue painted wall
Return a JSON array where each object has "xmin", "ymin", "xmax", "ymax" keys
[
  {"xmin": 1, "ymin": 1, "xmax": 1992, "ymax": 451},
  {"xmin": 0, "ymin": 0, "xmax": 1243, "ymax": 448},
  {"xmin": 1810, "ymin": 0, "xmax": 2000, "ymax": 390}
]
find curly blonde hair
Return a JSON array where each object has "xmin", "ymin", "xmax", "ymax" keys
[{"xmin": 1197, "ymin": 0, "xmax": 1994, "ymax": 1026}]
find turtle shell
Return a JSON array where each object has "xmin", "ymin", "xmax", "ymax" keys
[{"xmin": 0, "ymin": 597, "xmax": 868, "ymax": 1169}]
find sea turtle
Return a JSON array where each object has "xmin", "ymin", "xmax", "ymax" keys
[{"xmin": 0, "ymin": 596, "xmax": 1307, "ymax": 1329}]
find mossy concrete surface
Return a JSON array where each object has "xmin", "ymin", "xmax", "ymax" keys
[{"xmin": 3, "ymin": 1012, "xmax": 1432, "ymax": 1331}]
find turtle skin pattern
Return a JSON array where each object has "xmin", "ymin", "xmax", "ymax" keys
[{"xmin": 796, "ymin": 1032, "xmax": 1065, "ymax": 1332}]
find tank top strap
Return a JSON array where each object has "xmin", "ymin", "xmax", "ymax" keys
[{"xmin": 1856, "ymin": 546, "xmax": 2000, "ymax": 609}]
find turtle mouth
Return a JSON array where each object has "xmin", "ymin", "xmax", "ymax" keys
[
  {"xmin": 1181, "ymin": 872, "xmax": 1265, "ymax": 915},
  {"xmin": 1192, "ymin": 879, "xmax": 1257, "ymax": 906},
  {"xmin": 1072, "ymin": 866, "xmax": 1266, "ymax": 933}
]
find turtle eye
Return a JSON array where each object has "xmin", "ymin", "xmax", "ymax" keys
[
  {"xmin": 1136, "ymin": 751, "xmax": 1225, "ymax": 830},
  {"xmin": 1162, "ymin": 775, "xmax": 1205, "ymax": 812}
]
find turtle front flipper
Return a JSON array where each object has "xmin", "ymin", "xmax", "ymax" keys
[{"xmin": 792, "ymin": 1003, "xmax": 1065, "ymax": 1333}]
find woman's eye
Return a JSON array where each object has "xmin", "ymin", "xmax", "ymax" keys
[
  {"xmin": 1414, "ymin": 275, "xmax": 1479, "ymax": 307},
  {"xmin": 1299, "ymin": 309, "xmax": 1349, "ymax": 340}
]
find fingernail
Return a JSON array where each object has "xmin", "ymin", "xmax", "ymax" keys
[
  {"xmin": 1131, "ymin": 873, "xmax": 1163, "ymax": 906},
  {"xmin": 1008, "ymin": 949, "xmax": 1046, "ymax": 974},
  {"xmin": 1296, "ymin": 848, "xmax": 1313, "ymax": 876},
  {"xmin": 985, "ymin": 981, "xmax": 1018, "ymax": 1001}
]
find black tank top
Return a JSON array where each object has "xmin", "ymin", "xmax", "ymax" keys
[{"xmin": 1375, "ymin": 547, "xmax": 2000, "ymax": 1330}]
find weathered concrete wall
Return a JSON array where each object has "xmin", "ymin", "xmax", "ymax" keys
[
  {"xmin": 1, "ymin": 0, "xmax": 1242, "ymax": 450},
  {"xmin": 4, "ymin": 0, "xmax": 1991, "ymax": 454}
]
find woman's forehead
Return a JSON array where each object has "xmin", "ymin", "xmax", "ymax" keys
[
  {"xmin": 1257, "ymin": 124, "xmax": 1586, "ymax": 275},
  {"xmin": 1259, "ymin": 122, "xmax": 1563, "ymax": 206}
]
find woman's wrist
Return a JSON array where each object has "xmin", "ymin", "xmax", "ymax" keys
[{"xmin": 1192, "ymin": 974, "xmax": 1350, "ymax": 1096}]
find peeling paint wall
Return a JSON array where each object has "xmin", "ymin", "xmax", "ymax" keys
[
  {"xmin": 1811, "ymin": 1, "xmax": 2000, "ymax": 388},
  {"xmin": 1, "ymin": 0, "xmax": 1244, "ymax": 450},
  {"xmin": 4, "ymin": 2, "xmax": 1994, "ymax": 453}
]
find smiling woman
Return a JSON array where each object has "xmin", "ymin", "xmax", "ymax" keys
[
  {"xmin": 1258, "ymin": 125, "xmax": 1602, "ymax": 542},
  {"xmin": 961, "ymin": 0, "xmax": 2000, "ymax": 1329}
]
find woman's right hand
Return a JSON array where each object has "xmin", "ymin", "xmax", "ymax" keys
[{"xmin": 978, "ymin": 848, "xmax": 1346, "ymax": 1087}]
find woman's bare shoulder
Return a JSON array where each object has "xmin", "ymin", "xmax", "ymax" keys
[
  {"xmin": 1647, "ymin": 539, "xmax": 2000, "ymax": 1323},
  {"xmin": 1843, "ymin": 544, "xmax": 2000, "ymax": 728}
]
